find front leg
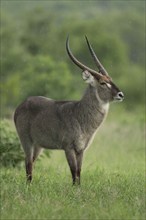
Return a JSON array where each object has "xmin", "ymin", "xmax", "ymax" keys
[{"xmin": 65, "ymin": 149, "xmax": 77, "ymax": 185}]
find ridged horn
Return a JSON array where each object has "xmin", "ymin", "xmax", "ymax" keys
[
  {"xmin": 85, "ymin": 35, "xmax": 109, "ymax": 76},
  {"xmin": 66, "ymin": 35, "xmax": 102, "ymax": 80}
]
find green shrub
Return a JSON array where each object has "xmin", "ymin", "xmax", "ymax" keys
[
  {"xmin": 0, "ymin": 119, "xmax": 24, "ymax": 167},
  {"xmin": 0, "ymin": 119, "xmax": 51, "ymax": 167}
]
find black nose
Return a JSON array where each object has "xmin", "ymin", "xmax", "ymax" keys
[{"xmin": 118, "ymin": 92, "xmax": 124, "ymax": 99}]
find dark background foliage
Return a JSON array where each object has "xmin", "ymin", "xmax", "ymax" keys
[{"xmin": 1, "ymin": 0, "xmax": 145, "ymax": 117}]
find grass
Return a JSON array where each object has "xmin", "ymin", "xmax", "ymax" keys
[
  {"xmin": 0, "ymin": 107, "xmax": 145, "ymax": 220},
  {"xmin": 1, "ymin": 168, "xmax": 145, "ymax": 220}
]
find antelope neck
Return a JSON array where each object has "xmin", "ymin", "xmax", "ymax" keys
[
  {"xmin": 81, "ymin": 85, "xmax": 109, "ymax": 115},
  {"xmin": 75, "ymin": 85, "xmax": 109, "ymax": 133}
]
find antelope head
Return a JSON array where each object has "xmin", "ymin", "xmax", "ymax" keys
[{"xmin": 66, "ymin": 36, "xmax": 124, "ymax": 103}]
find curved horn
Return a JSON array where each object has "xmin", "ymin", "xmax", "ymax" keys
[
  {"xmin": 85, "ymin": 36, "xmax": 109, "ymax": 76},
  {"xmin": 66, "ymin": 35, "xmax": 102, "ymax": 79}
]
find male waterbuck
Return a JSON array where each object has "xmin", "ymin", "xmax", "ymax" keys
[{"xmin": 14, "ymin": 36, "xmax": 124, "ymax": 185}]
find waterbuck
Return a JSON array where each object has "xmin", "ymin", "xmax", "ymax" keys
[{"xmin": 14, "ymin": 36, "xmax": 124, "ymax": 185}]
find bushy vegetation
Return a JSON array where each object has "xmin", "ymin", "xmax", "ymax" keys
[
  {"xmin": 1, "ymin": 1, "xmax": 145, "ymax": 117},
  {"xmin": 0, "ymin": 119, "xmax": 51, "ymax": 167},
  {"xmin": 0, "ymin": 119, "xmax": 23, "ymax": 167}
]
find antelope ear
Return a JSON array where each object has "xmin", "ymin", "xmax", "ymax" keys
[{"xmin": 82, "ymin": 70, "xmax": 96, "ymax": 86}]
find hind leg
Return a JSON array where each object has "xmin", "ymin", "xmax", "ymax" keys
[
  {"xmin": 25, "ymin": 147, "xmax": 34, "ymax": 183},
  {"xmin": 25, "ymin": 159, "xmax": 33, "ymax": 182},
  {"xmin": 33, "ymin": 147, "xmax": 43, "ymax": 162},
  {"xmin": 19, "ymin": 137, "xmax": 34, "ymax": 182},
  {"xmin": 25, "ymin": 147, "xmax": 42, "ymax": 182},
  {"xmin": 23, "ymin": 144, "xmax": 42, "ymax": 182},
  {"xmin": 15, "ymin": 123, "xmax": 34, "ymax": 182}
]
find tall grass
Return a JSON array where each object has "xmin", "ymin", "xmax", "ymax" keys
[
  {"xmin": 1, "ymin": 108, "xmax": 145, "ymax": 220},
  {"xmin": 1, "ymin": 167, "xmax": 145, "ymax": 220}
]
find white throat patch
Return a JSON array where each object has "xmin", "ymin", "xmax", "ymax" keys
[{"xmin": 102, "ymin": 102, "xmax": 109, "ymax": 113}]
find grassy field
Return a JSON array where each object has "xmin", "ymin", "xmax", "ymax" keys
[{"xmin": 1, "ymin": 106, "xmax": 145, "ymax": 220}]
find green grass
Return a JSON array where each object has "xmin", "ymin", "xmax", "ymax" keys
[
  {"xmin": 1, "ymin": 168, "xmax": 145, "ymax": 220},
  {"xmin": 1, "ymin": 108, "xmax": 145, "ymax": 220}
]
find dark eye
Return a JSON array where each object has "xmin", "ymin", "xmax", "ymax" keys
[
  {"xmin": 100, "ymin": 82, "xmax": 106, "ymax": 85},
  {"xmin": 100, "ymin": 81, "xmax": 112, "ymax": 89}
]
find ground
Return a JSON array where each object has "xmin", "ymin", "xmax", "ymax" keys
[{"xmin": 1, "ymin": 106, "xmax": 145, "ymax": 220}]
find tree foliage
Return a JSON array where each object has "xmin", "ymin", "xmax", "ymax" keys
[{"xmin": 1, "ymin": 1, "xmax": 145, "ymax": 117}]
